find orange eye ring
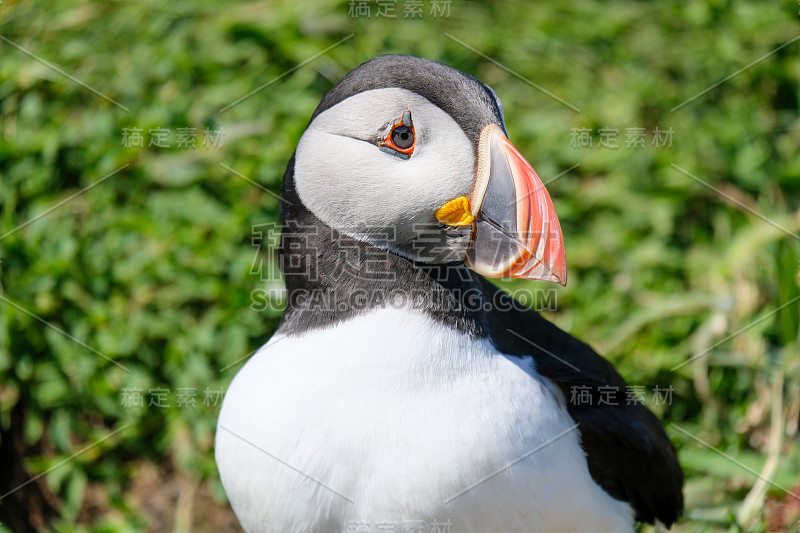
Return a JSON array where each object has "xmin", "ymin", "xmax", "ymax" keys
[{"xmin": 379, "ymin": 110, "xmax": 415, "ymax": 156}]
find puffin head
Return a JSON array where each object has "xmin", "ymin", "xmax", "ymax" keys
[{"xmin": 290, "ymin": 54, "xmax": 567, "ymax": 285}]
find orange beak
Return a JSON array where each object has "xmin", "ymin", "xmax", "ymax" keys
[{"xmin": 464, "ymin": 124, "xmax": 567, "ymax": 285}]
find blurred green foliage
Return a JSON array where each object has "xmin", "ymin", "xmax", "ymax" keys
[{"xmin": 0, "ymin": 0, "xmax": 798, "ymax": 531}]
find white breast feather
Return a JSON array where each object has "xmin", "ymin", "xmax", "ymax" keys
[{"xmin": 216, "ymin": 308, "xmax": 634, "ymax": 533}]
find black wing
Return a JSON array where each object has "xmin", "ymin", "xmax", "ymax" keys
[{"xmin": 480, "ymin": 279, "xmax": 684, "ymax": 526}]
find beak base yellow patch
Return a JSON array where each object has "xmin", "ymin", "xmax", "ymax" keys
[{"xmin": 435, "ymin": 196, "xmax": 475, "ymax": 227}]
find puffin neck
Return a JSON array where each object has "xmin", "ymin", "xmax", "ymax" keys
[{"xmin": 276, "ymin": 157, "xmax": 488, "ymax": 337}]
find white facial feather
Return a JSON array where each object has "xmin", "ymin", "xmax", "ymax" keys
[{"xmin": 294, "ymin": 88, "xmax": 475, "ymax": 261}]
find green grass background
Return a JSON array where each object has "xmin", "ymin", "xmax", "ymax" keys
[{"xmin": 0, "ymin": 0, "xmax": 799, "ymax": 531}]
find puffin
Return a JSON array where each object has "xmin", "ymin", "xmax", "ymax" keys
[{"xmin": 216, "ymin": 55, "xmax": 683, "ymax": 533}]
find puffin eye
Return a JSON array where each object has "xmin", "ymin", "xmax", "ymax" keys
[
  {"xmin": 391, "ymin": 125, "xmax": 414, "ymax": 150},
  {"xmin": 379, "ymin": 110, "xmax": 415, "ymax": 157}
]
